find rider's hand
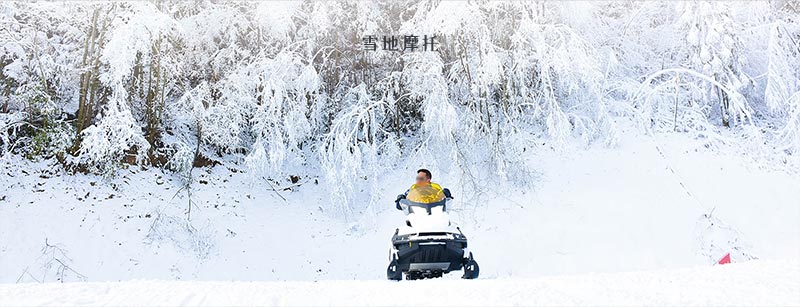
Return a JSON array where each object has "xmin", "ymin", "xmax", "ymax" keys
[
  {"xmin": 395, "ymin": 194, "xmax": 405, "ymax": 210},
  {"xmin": 443, "ymin": 188, "xmax": 453, "ymax": 199}
]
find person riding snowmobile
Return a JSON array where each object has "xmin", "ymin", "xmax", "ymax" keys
[
  {"xmin": 387, "ymin": 169, "xmax": 478, "ymax": 280},
  {"xmin": 395, "ymin": 169, "xmax": 452, "ymax": 210}
]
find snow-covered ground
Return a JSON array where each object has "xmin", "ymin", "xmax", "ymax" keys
[
  {"xmin": 1, "ymin": 131, "xmax": 799, "ymax": 303},
  {"xmin": 2, "ymin": 2, "xmax": 798, "ymax": 305},
  {"xmin": 1, "ymin": 258, "xmax": 797, "ymax": 306}
]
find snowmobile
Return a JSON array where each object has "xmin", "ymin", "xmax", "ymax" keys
[{"xmin": 386, "ymin": 185, "xmax": 479, "ymax": 280}]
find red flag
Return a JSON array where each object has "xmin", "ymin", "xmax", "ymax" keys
[{"xmin": 718, "ymin": 253, "xmax": 731, "ymax": 265}]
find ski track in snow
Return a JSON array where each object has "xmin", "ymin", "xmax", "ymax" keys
[{"xmin": 1, "ymin": 258, "xmax": 798, "ymax": 306}]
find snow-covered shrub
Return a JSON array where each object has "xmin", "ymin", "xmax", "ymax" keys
[
  {"xmin": 765, "ymin": 20, "xmax": 800, "ymax": 156},
  {"xmin": 507, "ymin": 21, "xmax": 614, "ymax": 145},
  {"xmin": 784, "ymin": 95, "xmax": 800, "ymax": 159},
  {"xmin": 0, "ymin": 2, "xmax": 83, "ymax": 160},
  {"xmin": 6, "ymin": 84, "xmax": 73, "ymax": 159},
  {"xmin": 0, "ymin": 112, "xmax": 26, "ymax": 158},
  {"xmin": 245, "ymin": 51, "xmax": 320, "ymax": 176},
  {"xmin": 74, "ymin": 89, "xmax": 149, "ymax": 175},
  {"xmin": 402, "ymin": 52, "xmax": 458, "ymax": 157},
  {"xmin": 679, "ymin": 2, "xmax": 754, "ymax": 127},
  {"xmin": 145, "ymin": 210, "xmax": 215, "ymax": 260},
  {"xmin": 320, "ymin": 84, "xmax": 399, "ymax": 217},
  {"xmin": 165, "ymin": 82, "xmax": 212, "ymax": 173},
  {"xmin": 69, "ymin": 3, "xmax": 181, "ymax": 172},
  {"xmin": 635, "ymin": 2, "xmax": 755, "ymax": 136}
]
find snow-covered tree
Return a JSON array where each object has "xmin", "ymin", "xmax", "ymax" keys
[
  {"xmin": 0, "ymin": 1, "xmax": 798, "ymax": 215},
  {"xmin": 72, "ymin": 2, "xmax": 179, "ymax": 172},
  {"xmin": 320, "ymin": 83, "xmax": 399, "ymax": 217},
  {"xmin": 681, "ymin": 2, "xmax": 754, "ymax": 128},
  {"xmin": 764, "ymin": 11, "xmax": 800, "ymax": 157}
]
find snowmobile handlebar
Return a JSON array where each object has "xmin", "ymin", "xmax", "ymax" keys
[
  {"xmin": 397, "ymin": 198, "xmax": 450, "ymax": 215},
  {"xmin": 395, "ymin": 194, "xmax": 406, "ymax": 210},
  {"xmin": 395, "ymin": 188, "xmax": 453, "ymax": 211}
]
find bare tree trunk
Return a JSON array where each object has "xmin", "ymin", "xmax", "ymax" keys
[
  {"xmin": 145, "ymin": 37, "xmax": 165, "ymax": 163},
  {"xmin": 87, "ymin": 14, "xmax": 110, "ymax": 123},
  {"xmin": 71, "ymin": 5, "xmax": 112, "ymax": 157},
  {"xmin": 75, "ymin": 8, "xmax": 99, "ymax": 136},
  {"xmin": 1, "ymin": 79, "xmax": 10, "ymax": 113},
  {"xmin": 718, "ymin": 86, "xmax": 730, "ymax": 128},
  {"xmin": 674, "ymin": 75, "xmax": 680, "ymax": 131}
]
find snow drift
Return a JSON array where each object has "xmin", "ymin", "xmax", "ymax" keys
[{"xmin": 1, "ymin": 258, "xmax": 797, "ymax": 306}]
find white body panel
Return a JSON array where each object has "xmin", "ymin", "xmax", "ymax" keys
[{"xmin": 396, "ymin": 201, "xmax": 459, "ymax": 236}]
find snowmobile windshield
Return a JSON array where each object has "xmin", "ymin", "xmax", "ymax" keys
[{"xmin": 406, "ymin": 185, "xmax": 445, "ymax": 204}]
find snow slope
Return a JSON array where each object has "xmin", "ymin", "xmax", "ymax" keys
[
  {"xmin": 1, "ymin": 258, "xmax": 798, "ymax": 306},
  {"xmin": 1, "ymin": 131, "xmax": 799, "ymax": 283}
]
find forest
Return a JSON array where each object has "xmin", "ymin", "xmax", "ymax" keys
[{"xmin": 1, "ymin": 1, "xmax": 798, "ymax": 216}]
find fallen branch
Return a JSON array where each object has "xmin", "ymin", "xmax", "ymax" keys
[{"xmin": 261, "ymin": 177, "xmax": 287, "ymax": 202}]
